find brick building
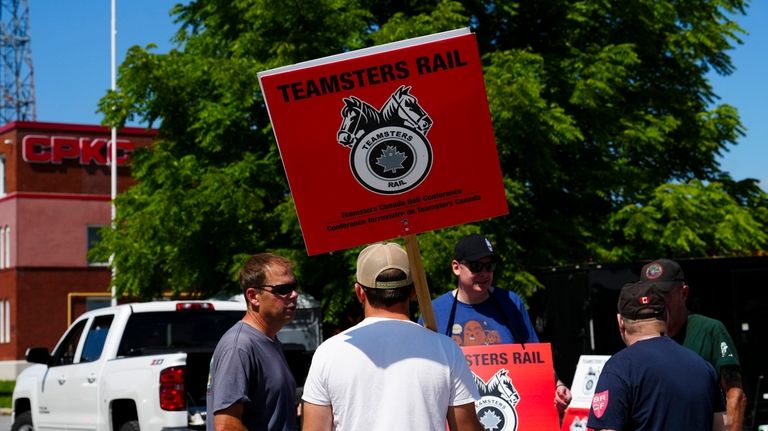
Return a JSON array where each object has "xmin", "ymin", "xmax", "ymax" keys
[{"xmin": 0, "ymin": 121, "xmax": 154, "ymax": 378}]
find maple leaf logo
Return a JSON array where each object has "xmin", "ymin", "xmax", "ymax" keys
[
  {"xmin": 479, "ymin": 409, "xmax": 503, "ymax": 431},
  {"xmin": 375, "ymin": 145, "xmax": 407, "ymax": 173}
]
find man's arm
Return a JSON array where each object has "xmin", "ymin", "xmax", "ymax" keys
[
  {"xmin": 302, "ymin": 401, "xmax": 333, "ymax": 431},
  {"xmin": 213, "ymin": 403, "xmax": 246, "ymax": 431},
  {"xmin": 720, "ymin": 365, "xmax": 746, "ymax": 431},
  {"xmin": 446, "ymin": 402, "xmax": 483, "ymax": 431}
]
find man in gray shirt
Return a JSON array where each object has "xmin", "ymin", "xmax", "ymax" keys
[{"xmin": 207, "ymin": 253, "xmax": 300, "ymax": 431}]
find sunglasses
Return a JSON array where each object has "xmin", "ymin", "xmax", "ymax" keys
[
  {"xmin": 461, "ymin": 260, "xmax": 497, "ymax": 274},
  {"xmin": 255, "ymin": 282, "xmax": 298, "ymax": 298}
]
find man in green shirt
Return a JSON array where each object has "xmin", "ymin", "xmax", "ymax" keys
[{"xmin": 640, "ymin": 258, "xmax": 746, "ymax": 431}]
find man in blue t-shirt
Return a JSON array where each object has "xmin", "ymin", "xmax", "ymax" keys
[
  {"xmin": 587, "ymin": 280, "xmax": 725, "ymax": 431},
  {"xmin": 425, "ymin": 233, "xmax": 572, "ymax": 414}
]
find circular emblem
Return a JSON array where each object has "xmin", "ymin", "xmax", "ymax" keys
[
  {"xmin": 350, "ymin": 126, "xmax": 432, "ymax": 195},
  {"xmin": 584, "ymin": 376, "xmax": 595, "ymax": 393},
  {"xmin": 476, "ymin": 396, "xmax": 518, "ymax": 431},
  {"xmin": 451, "ymin": 324, "xmax": 463, "ymax": 335},
  {"xmin": 644, "ymin": 263, "xmax": 663, "ymax": 280}
]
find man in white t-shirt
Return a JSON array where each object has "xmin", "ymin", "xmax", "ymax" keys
[{"xmin": 301, "ymin": 242, "xmax": 483, "ymax": 431}]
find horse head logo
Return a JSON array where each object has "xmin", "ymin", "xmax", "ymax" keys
[
  {"xmin": 570, "ymin": 416, "xmax": 588, "ymax": 431},
  {"xmin": 473, "ymin": 369, "xmax": 521, "ymax": 431},
  {"xmin": 474, "ymin": 369, "xmax": 521, "ymax": 406},
  {"xmin": 337, "ymin": 96, "xmax": 381, "ymax": 147},
  {"xmin": 381, "ymin": 85, "xmax": 433, "ymax": 133},
  {"xmin": 336, "ymin": 86, "xmax": 433, "ymax": 195}
]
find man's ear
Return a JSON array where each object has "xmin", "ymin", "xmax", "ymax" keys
[
  {"xmin": 245, "ymin": 287, "xmax": 259, "ymax": 308},
  {"xmin": 354, "ymin": 283, "xmax": 366, "ymax": 304},
  {"xmin": 616, "ymin": 313, "xmax": 625, "ymax": 332},
  {"xmin": 451, "ymin": 260, "xmax": 461, "ymax": 277}
]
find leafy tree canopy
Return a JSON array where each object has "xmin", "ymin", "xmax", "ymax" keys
[{"xmin": 94, "ymin": 0, "xmax": 768, "ymax": 328}]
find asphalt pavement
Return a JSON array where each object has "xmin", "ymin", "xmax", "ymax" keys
[{"xmin": 0, "ymin": 411, "xmax": 9, "ymax": 430}]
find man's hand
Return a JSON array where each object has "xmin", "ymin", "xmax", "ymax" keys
[{"xmin": 555, "ymin": 380, "xmax": 572, "ymax": 414}]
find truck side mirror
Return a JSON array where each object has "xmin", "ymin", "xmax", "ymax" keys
[{"xmin": 26, "ymin": 347, "xmax": 53, "ymax": 366}]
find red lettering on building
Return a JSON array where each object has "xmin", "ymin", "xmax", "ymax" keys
[
  {"xmin": 21, "ymin": 135, "xmax": 49, "ymax": 163},
  {"xmin": 22, "ymin": 135, "xmax": 135, "ymax": 166},
  {"xmin": 79, "ymin": 138, "xmax": 107, "ymax": 165},
  {"xmin": 52, "ymin": 136, "xmax": 79, "ymax": 163}
]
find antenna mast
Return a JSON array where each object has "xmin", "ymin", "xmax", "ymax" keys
[{"xmin": 0, "ymin": 0, "xmax": 35, "ymax": 124}]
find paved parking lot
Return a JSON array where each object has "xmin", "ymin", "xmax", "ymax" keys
[{"xmin": 0, "ymin": 411, "xmax": 10, "ymax": 430}]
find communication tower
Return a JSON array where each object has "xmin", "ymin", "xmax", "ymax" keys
[{"xmin": 0, "ymin": 0, "xmax": 35, "ymax": 125}]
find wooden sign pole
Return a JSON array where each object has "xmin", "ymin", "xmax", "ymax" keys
[{"xmin": 404, "ymin": 234, "xmax": 437, "ymax": 331}]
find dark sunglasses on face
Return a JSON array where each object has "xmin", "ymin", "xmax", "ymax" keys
[
  {"xmin": 255, "ymin": 282, "xmax": 298, "ymax": 298},
  {"xmin": 462, "ymin": 260, "xmax": 497, "ymax": 274}
]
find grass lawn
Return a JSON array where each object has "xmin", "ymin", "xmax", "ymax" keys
[{"xmin": 0, "ymin": 380, "xmax": 13, "ymax": 409}]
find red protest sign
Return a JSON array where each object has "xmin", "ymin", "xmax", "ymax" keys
[
  {"xmin": 463, "ymin": 343, "xmax": 561, "ymax": 431},
  {"xmin": 258, "ymin": 28, "xmax": 508, "ymax": 255}
]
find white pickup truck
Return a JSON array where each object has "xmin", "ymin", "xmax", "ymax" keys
[{"xmin": 11, "ymin": 300, "xmax": 247, "ymax": 431}]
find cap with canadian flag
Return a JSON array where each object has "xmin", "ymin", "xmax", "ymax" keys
[{"xmin": 617, "ymin": 280, "xmax": 666, "ymax": 320}]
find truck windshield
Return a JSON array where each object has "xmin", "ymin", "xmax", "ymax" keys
[{"xmin": 117, "ymin": 310, "xmax": 243, "ymax": 357}]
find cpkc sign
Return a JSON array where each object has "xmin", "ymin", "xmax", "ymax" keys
[{"xmin": 22, "ymin": 134, "xmax": 135, "ymax": 166}]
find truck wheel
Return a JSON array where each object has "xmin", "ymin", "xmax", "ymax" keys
[
  {"xmin": 11, "ymin": 411, "xmax": 34, "ymax": 431},
  {"xmin": 118, "ymin": 420, "xmax": 140, "ymax": 431}
]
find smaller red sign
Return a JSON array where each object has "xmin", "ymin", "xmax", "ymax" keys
[
  {"xmin": 560, "ymin": 407, "xmax": 591, "ymax": 431},
  {"xmin": 463, "ymin": 343, "xmax": 560, "ymax": 431}
]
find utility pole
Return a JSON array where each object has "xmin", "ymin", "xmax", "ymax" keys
[
  {"xmin": 110, "ymin": 0, "xmax": 118, "ymax": 305},
  {"xmin": 0, "ymin": 0, "xmax": 35, "ymax": 125}
]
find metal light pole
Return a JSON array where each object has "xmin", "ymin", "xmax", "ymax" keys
[{"xmin": 110, "ymin": 0, "xmax": 118, "ymax": 306}]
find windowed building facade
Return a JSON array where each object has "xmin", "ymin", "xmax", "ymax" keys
[{"xmin": 0, "ymin": 121, "xmax": 154, "ymax": 378}]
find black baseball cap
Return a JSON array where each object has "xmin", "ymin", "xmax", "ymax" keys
[
  {"xmin": 640, "ymin": 259, "xmax": 685, "ymax": 293},
  {"xmin": 618, "ymin": 280, "xmax": 667, "ymax": 320},
  {"xmin": 454, "ymin": 234, "xmax": 495, "ymax": 262}
]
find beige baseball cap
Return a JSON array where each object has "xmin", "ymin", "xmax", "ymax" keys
[{"xmin": 356, "ymin": 242, "xmax": 412, "ymax": 289}]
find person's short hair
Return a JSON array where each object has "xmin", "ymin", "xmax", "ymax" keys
[
  {"xmin": 361, "ymin": 268, "xmax": 414, "ymax": 307},
  {"xmin": 618, "ymin": 280, "xmax": 666, "ymax": 321},
  {"xmin": 622, "ymin": 316, "xmax": 666, "ymax": 335},
  {"xmin": 640, "ymin": 258, "xmax": 685, "ymax": 293},
  {"xmin": 239, "ymin": 253, "xmax": 293, "ymax": 297}
]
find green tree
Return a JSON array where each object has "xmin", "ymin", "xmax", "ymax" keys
[
  {"xmin": 95, "ymin": 0, "xmax": 768, "ymax": 329},
  {"xmin": 598, "ymin": 179, "xmax": 768, "ymax": 260}
]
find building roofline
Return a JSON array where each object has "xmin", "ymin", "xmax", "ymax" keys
[{"xmin": 0, "ymin": 121, "xmax": 158, "ymax": 136}]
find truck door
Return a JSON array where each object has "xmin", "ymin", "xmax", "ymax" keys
[
  {"xmin": 36, "ymin": 314, "xmax": 113, "ymax": 431},
  {"xmin": 36, "ymin": 318, "xmax": 87, "ymax": 430}
]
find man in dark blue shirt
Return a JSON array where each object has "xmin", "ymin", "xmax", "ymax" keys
[{"xmin": 587, "ymin": 280, "xmax": 725, "ymax": 431}]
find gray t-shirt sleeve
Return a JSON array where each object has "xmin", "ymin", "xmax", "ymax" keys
[{"xmin": 209, "ymin": 344, "xmax": 252, "ymax": 413}]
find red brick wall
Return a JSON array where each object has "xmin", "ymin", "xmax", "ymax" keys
[{"xmin": 13, "ymin": 268, "xmax": 111, "ymax": 358}]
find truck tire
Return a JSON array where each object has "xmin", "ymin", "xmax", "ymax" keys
[
  {"xmin": 11, "ymin": 411, "xmax": 34, "ymax": 431},
  {"xmin": 118, "ymin": 420, "xmax": 140, "ymax": 431}
]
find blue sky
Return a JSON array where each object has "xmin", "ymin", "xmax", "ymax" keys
[{"xmin": 29, "ymin": 1, "xmax": 766, "ymax": 190}]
